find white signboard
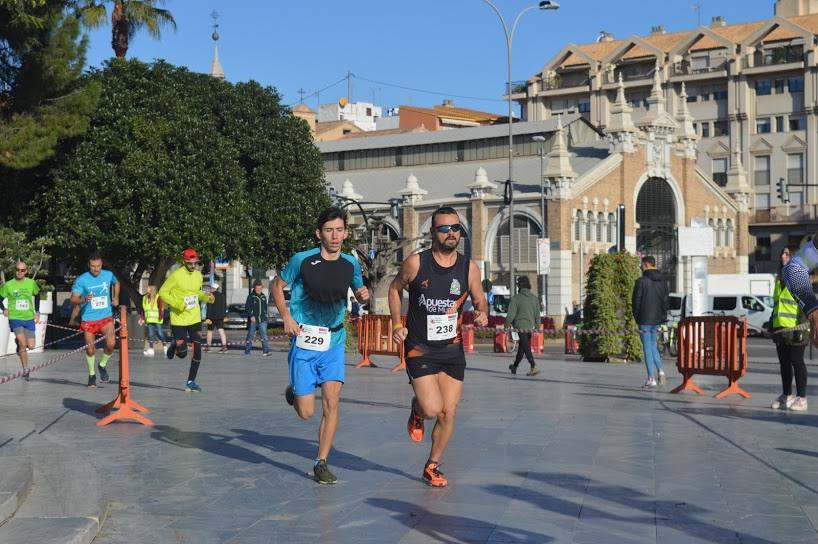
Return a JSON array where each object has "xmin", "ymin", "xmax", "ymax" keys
[
  {"xmin": 678, "ymin": 226, "xmax": 714, "ymax": 257},
  {"xmin": 537, "ymin": 238, "xmax": 551, "ymax": 275}
]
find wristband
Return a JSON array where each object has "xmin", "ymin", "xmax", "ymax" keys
[{"xmin": 393, "ymin": 323, "xmax": 404, "ymax": 331}]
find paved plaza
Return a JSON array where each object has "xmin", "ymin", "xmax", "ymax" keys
[{"xmin": 1, "ymin": 339, "xmax": 818, "ymax": 543}]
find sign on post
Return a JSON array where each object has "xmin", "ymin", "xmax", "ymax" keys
[{"xmin": 537, "ymin": 238, "xmax": 550, "ymax": 275}]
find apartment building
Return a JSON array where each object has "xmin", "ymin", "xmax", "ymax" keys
[{"xmin": 515, "ymin": 0, "xmax": 818, "ymax": 271}]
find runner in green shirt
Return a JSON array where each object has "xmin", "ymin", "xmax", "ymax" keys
[{"xmin": 0, "ymin": 261, "xmax": 40, "ymax": 380}]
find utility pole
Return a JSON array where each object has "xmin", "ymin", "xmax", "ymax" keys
[{"xmin": 297, "ymin": 88, "xmax": 306, "ymax": 104}]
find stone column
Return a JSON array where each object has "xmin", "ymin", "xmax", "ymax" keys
[{"xmin": 466, "ymin": 167, "xmax": 497, "ymax": 273}]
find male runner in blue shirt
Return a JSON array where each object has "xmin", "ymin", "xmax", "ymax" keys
[{"xmin": 271, "ymin": 207, "xmax": 369, "ymax": 484}]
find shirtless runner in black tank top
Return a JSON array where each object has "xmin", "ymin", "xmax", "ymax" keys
[{"xmin": 389, "ymin": 206, "xmax": 489, "ymax": 487}]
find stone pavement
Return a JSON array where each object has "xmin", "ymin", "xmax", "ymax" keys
[{"xmin": 0, "ymin": 343, "xmax": 818, "ymax": 543}]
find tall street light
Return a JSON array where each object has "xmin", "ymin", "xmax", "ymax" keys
[
  {"xmin": 532, "ymin": 133, "xmax": 547, "ymax": 307},
  {"xmin": 482, "ymin": 0, "xmax": 559, "ymax": 294}
]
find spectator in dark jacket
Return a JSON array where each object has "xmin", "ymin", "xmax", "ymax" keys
[
  {"xmin": 632, "ymin": 256, "xmax": 669, "ymax": 388},
  {"xmin": 506, "ymin": 276, "xmax": 541, "ymax": 376},
  {"xmin": 205, "ymin": 280, "xmax": 228, "ymax": 353},
  {"xmin": 244, "ymin": 280, "xmax": 270, "ymax": 356}
]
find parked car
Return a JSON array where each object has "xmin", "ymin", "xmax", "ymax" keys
[
  {"xmin": 224, "ymin": 303, "xmax": 247, "ymax": 330},
  {"xmin": 267, "ymin": 286, "xmax": 290, "ymax": 326}
]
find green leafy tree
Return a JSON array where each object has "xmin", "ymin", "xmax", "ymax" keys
[
  {"xmin": 75, "ymin": 0, "xmax": 175, "ymax": 58},
  {"xmin": 43, "ymin": 59, "xmax": 326, "ymax": 306},
  {"xmin": 579, "ymin": 251, "xmax": 642, "ymax": 362},
  {"xmin": 0, "ymin": 1, "xmax": 100, "ymax": 171},
  {"xmin": 0, "ymin": 227, "xmax": 53, "ymax": 289}
]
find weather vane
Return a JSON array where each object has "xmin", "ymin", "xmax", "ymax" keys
[{"xmin": 210, "ymin": 10, "xmax": 219, "ymax": 41}]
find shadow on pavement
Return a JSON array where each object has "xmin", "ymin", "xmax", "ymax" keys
[
  {"xmin": 231, "ymin": 428, "xmax": 415, "ymax": 481},
  {"xmin": 487, "ymin": 472, "xmax": 781, "ymax": 544},
  {"xmin": 778, "ymin": 447, "xmax": 818, "ymax": 459},
  {"xmin": 365, "ymin": 497, "xmax": 553, "ymax": 543},
  {"xmin": 150, "ymin": 425, "xmax": 307, "ymax": 478}
]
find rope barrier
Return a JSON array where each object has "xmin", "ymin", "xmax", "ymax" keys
[{"xmin": 0, "ymin": 326, "xmax": 120, "ymax": 385}]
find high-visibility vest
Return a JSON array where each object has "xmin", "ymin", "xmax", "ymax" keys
[
  {"xmin": 772, "ymin": 278, "xmax": 799, "ymax": 329},
  {"xmin": 142, "ymin": 295, "xmax": 162, "ymax": 324}
]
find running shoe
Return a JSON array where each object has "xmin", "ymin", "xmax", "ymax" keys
[
  {"xmin": 262, "ymin": 351, "xmax": 271, "ymax": 357},
  {"xmin": 508, "ymin": 364, "xmax": 517, "ymax": 375},
  {"xmin": 166, "ymin": 342, "xmax": 175, "ymax": 360},
  {"xmin": 203, "ymin": 345, "xmax": 210, "ymax": 353},
  {"xmin": 87, "ymin": 375, "xmax": 96, "ymax": 388},
  {"xmin": 657, "ymin": 370, "xmax": 667, "ymax": 385},
  {"xmin": 285, "ymin": 385, "xmax": 295, "ymax": 406},
  {"xmin": 218, "ymin": 346, "xmax": 228, "ymax": 354},
  {"xmin": 23, "ymin": 370, "xmax": 30, "ymax": 382},
  {"xmin": 185, "ymin": 380, "xmax": 202, "ymax": 392},
  {"xmin": 643, "ymin": 377, "xmax": 658, "ymax": 388},
  {"xmin": 98, "ymin": 366, "xmax": 109, "ymax": 383},
  {"xmin": 313, "ymin": 459, "xmax": 338, "ymax": 484},
  {"xmin": 772, "ymin": 394, "xmax": 795, "ymax": 409},
  {"xmin": 422, "ymin": 462, "xmax": 448, "ymax": 487},
  {"xmin": 791, "ymin": 397, "xmax": 808, "ymax": 412},
  {"xmin": 407, "ymin": 397, "xmax": 424, "ymax": 443},
  {"xmin": 526, "ymin": 367, "xmax": 540, "ymax": 376}
]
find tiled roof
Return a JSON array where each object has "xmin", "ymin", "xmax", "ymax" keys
[
  {"xmin": 562, "ymin": 53, "xmax": 589, "ymax": 67},
  {"xmin": 577, "ymin": 41, "xmax": 625, "ymax": 61},
  {"xmin": 710, "ymin": 21, "xmax": 766, "ymax": 43},
  {"xmin": 338, "ymin": 127, "xmax": 422, "ymax": 140},
  {"xmin": 762, "ymin": 24, "xmax": 803, "ymax": 42},
  {"xmin": 642, "ymin": 31, "xmax": 690, "ymax": 52},
  {"xmin": 315, "ymin": 120, "xmax": 360, "ymax": 135},
  {"xmin": 790, "ymin": 13, "xmax": 818, "ymax": 33},
  {"xmin": 622, "ymin": 44, "xmax": 655, "ymax": 60},
  {"xmin": 690, "ymin": 34, "xmax": 727, "ymax": 51}
]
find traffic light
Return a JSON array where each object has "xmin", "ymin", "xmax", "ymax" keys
[{"xmin": 776, "ymin": 178, "xmax": 789, "ymax": 204}]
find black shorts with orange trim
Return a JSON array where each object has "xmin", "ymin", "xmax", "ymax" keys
[{"xmin": 405, "ymin": 342, "xmax": 466, "ymax": 382}]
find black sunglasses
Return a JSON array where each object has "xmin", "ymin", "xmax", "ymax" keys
[{"xmin": 434, "ymin": 224, "xmax": 462, "ymax": 234}]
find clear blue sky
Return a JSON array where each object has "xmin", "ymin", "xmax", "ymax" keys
[{"xmin": 82, "ymin": 0, "xmax": 775, "ymax": 114}]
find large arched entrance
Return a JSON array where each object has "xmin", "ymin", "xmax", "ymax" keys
[{"xmin": 636, "ymin": 177, "xmax": 677, "ymax": 289}]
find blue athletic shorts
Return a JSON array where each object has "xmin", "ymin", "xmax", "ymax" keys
[
  {"xmin": 9, "ymin": 319, "xmax": 35, "ymax": 338},
  {"xmin": 288, "ymin": 340, "xmax": 345, "ymax": 396}
]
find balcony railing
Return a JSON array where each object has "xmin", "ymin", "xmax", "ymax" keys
[
  {"xmin": 671, "ymin": 60, "xmax": 728, "ymax": 76},
  {"xmin": 752, "ymin": 204, "xmax": 818, "ymax": 223},
  {"xmin": 539, "ymin": 74, "xmax": 590, "ymax": 91}
]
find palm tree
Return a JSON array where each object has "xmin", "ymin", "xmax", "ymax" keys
[{"xmin": 77, "ymin": 0, "xmax": 176, "ymax": 59}]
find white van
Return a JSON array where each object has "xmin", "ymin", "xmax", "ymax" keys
[{"xmin": 707, "ymin": 294, "xmax": 772, "ymax": 335}]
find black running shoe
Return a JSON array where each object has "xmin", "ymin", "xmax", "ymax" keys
[
  {"xmin": 285, "ymin": 385, "xmax": 295, "ymax": 406},
  {"xmin": 166, "ymin": 342, "xmax": 175, "ymax": 360},
  {"xmin": 508, "ymin": 364, "xmax": 517, "ymax": 375},
  {"xmin": 87, "ymin": 374, "xmax": 96, "ymax": 388},
  {"xmin": 99, "ymin": 366, "xmax": 109, "ymax": 383},
  {"xmin": 313, "ymin": 460, "xmax": 338, "ymax": 484}
]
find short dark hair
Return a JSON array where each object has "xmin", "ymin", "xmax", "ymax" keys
[
  {"xmin": 89, "ymin": 253, "xmax": 102, "ymax": 262},
  {"xmin": 317, "ymin": 207, "xmax": 348, "ymax": 230},
  {"xmin": 430, "ymin": 206, "xmax": 459, "ymax": 228},
  {"xmin": 641, "ymin": 256, "xmax": 656, "ymax": 267},
  {"xmin": 517, "ymin": 276, "xmax": 531, "ymax": 289},
  {"xmin": 253, "ymin": 279, "xmax": 263, "ymax": 287}
]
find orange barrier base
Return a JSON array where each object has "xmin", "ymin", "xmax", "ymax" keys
[
  {"xmin": 355, "ymin": 357, "xmax": 378, "ymax": 368},
  {"xmin": 390, "ymin": 359, "xmax": 406, "ymax": 372},
  {"xmin": 670, "ymin": 373, "xmax": 705, "ymax": 396},
  {"xmin": 715, "ymin": 378, "xmax": 751, "ymax": 400},
  {"xmin": 96, "ymin": 391, "xmax": 153, "ymax": 427},
  {"xmin": 494, "ymin": 328, "xmax": 509, "ymax": 353}
]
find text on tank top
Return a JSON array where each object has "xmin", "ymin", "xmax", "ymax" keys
[{"xmin": 406, "ymin": 250, "xmax": 469, "ymax": 349}]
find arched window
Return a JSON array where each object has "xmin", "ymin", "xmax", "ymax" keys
[
  {"xmin": 494, "ymin": 215, "xmax": 541, "ymax": 265},
  {"xmin": 585, "ymin": 212, "xmax": 593, "ymax": 241},
  {"xmin": 596, "ymin": 212, "xmax": 605, "ymax": 242},
  {"xmin": 716, "ymin": 219, "xmax": 727, "ymax": 247},
  {"xmin": 607, "ymin": 213, "xmax": 616, "ymax": 243},
  {"xmin": 574, "ymin": 210, "xmax": 582, "ymax": 241},
  {"xmin": 726, "ymin": 219, "xmax": 734, "ymax": 247}
]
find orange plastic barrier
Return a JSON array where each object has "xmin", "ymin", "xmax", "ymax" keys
[
  {"xmin": 356, "ymin": 314, "xmax": 406, "ymax": 372},
  {"xmin": 96, "ymin": 306, "xmax": 153, "ymax": 426},
  {"xmin": 671, "ymin": 316, "xmax": 750, "ymax": 400},
  {"xmin": 494, "ymin": 326, "xmax": 509, "ymax": 353},
  {"xmin": 530, "ymin": 324, "xmax": 544, "ymax": 354},
  {"xmin": 462, "ymin": 325, "xmax": 475, "ymax": 353},
  {"xmin": 565, "ymin": 325, "xmax": 579, "ymax": 354}
]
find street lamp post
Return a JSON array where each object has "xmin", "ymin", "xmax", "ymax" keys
[
  {"xmin": 482, "ymin": 0, "xmax": 559, "ymax": 294},
  {"xmin": 532, "ymin": 133, "xmax": 547, "ymax": 306}
]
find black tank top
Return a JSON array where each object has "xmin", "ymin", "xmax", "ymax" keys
[{"xmin": 406, "ymin": 250, "xmax": 469, "ymax": 362}]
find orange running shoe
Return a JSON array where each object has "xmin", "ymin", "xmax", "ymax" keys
[
  {"xmin": 407, "ymin": 397, "xmax": 424, "ymax": 442},
  {"xmin": 422, "ymin": 462, "xmax": 447, "ymax": 487}
]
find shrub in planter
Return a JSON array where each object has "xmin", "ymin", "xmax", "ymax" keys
[{"xmin": 579, "ymin": 252, "xmax": 642, "ymax": 362}]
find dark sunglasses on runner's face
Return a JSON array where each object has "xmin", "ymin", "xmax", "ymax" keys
[{"xmin": 435, "ymin": 224, "xmax": 462, "ymax": 234}]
